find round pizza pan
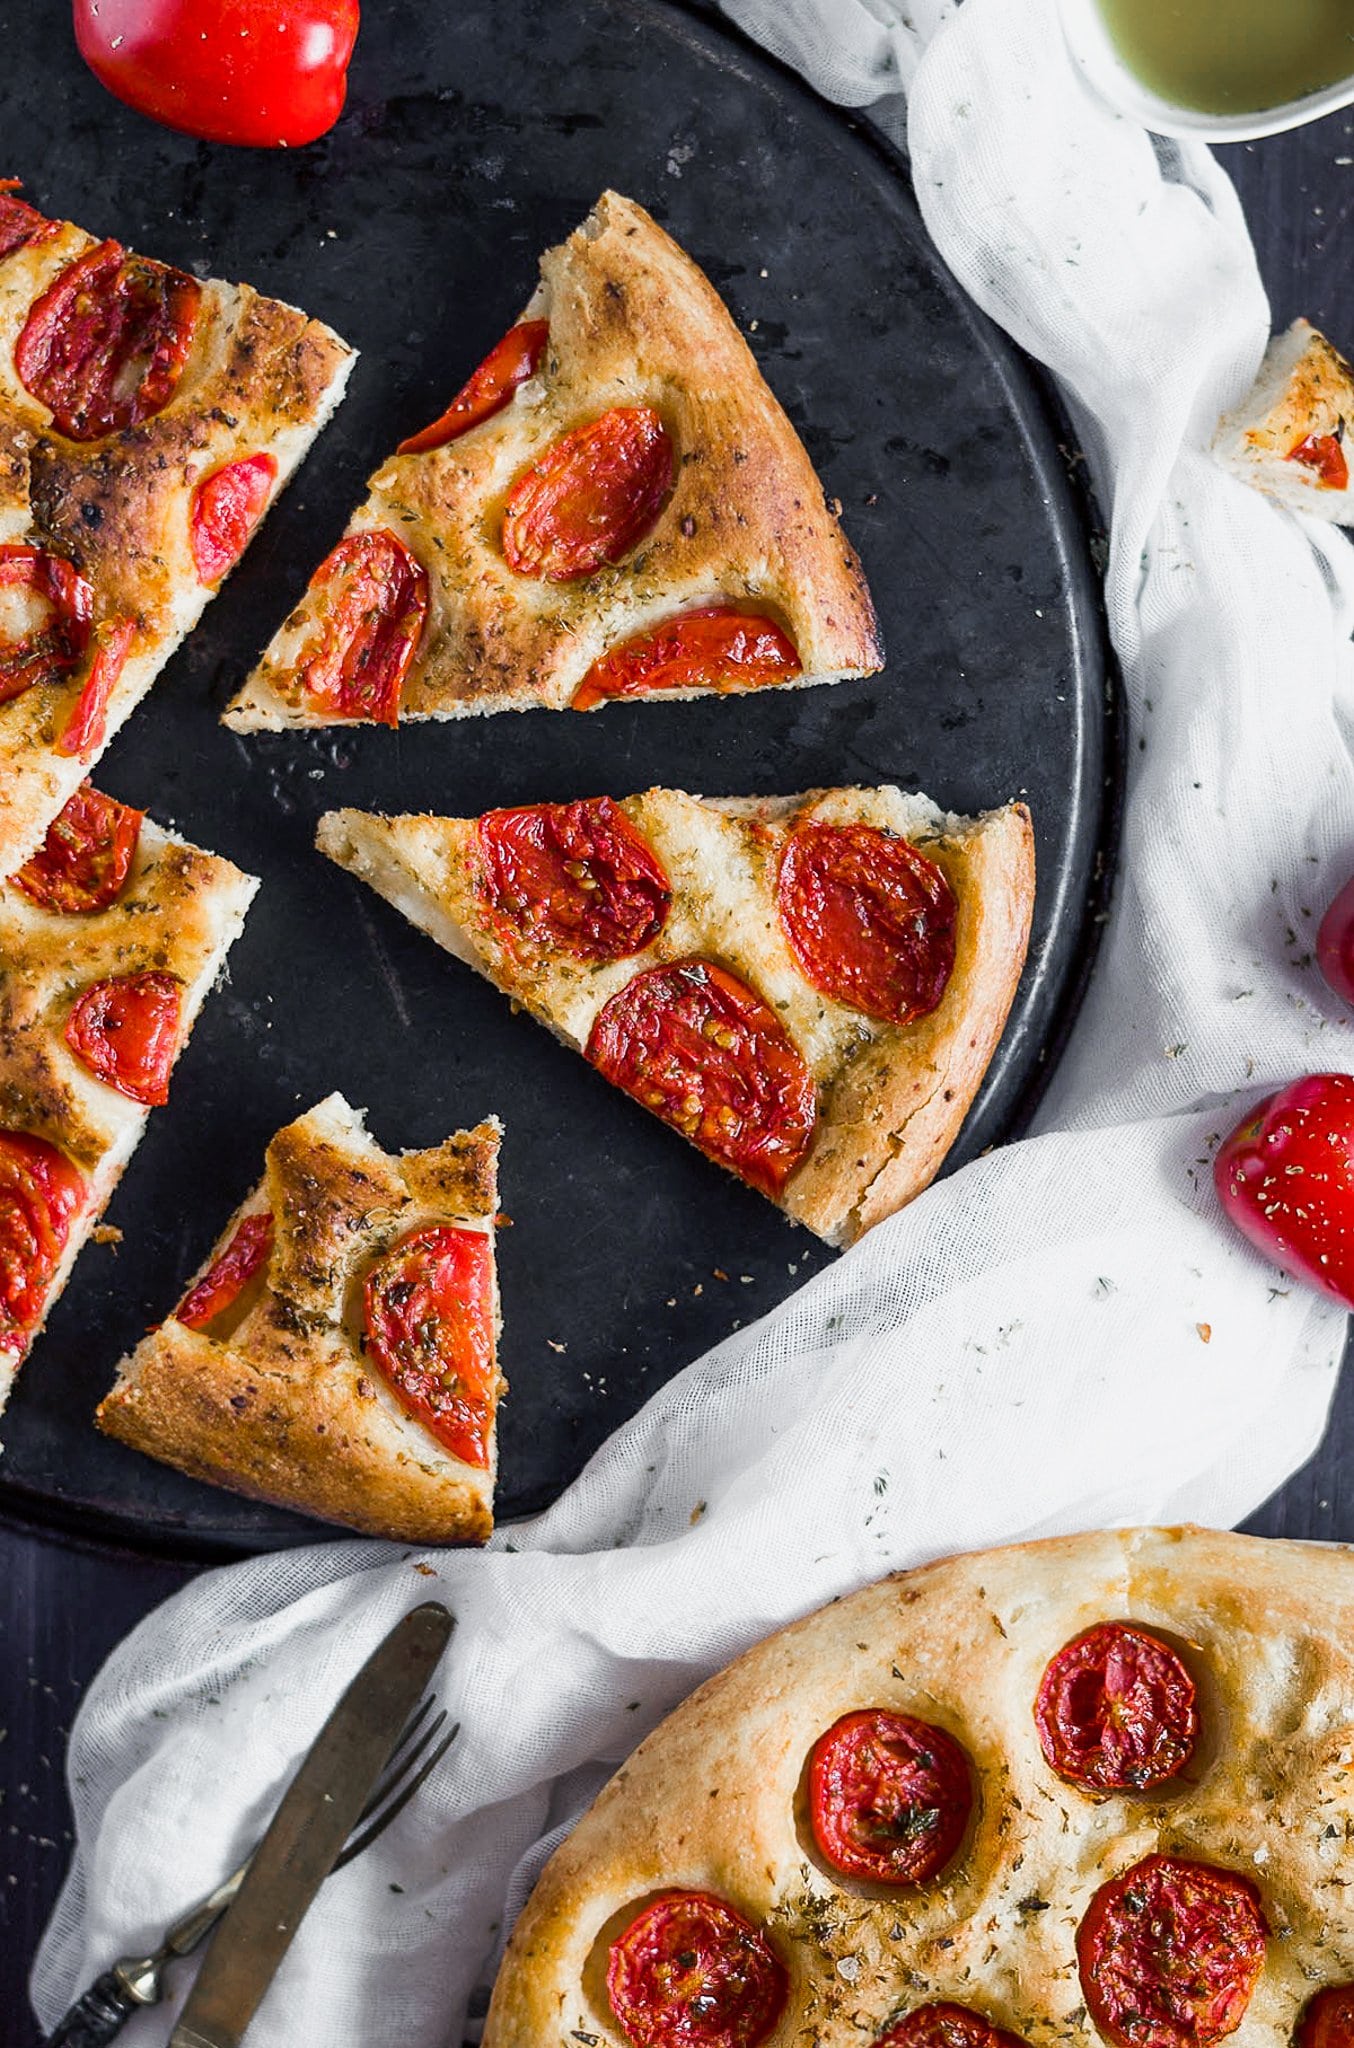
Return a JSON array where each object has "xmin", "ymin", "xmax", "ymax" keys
[{"xmin": 0, "ymin": 0, "xmax": 1119, "ymax": 1558}]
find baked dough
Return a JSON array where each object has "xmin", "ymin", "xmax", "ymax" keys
[
  {"xmin": 316, "ymin": 786, "xmax": 1034, "ymax": 1245},
  {"xmin": 0, "ymin": 187, "xmax": 354, "ymax": 872},
  {"xmin": 229, "ymin": 190, "xmax": 880, "ymax": 729},
  {"xmin": 1213, "ymin": 320, "xmax": 1354, "ymax": 521},
  {"xmin": 0, "ymin": 792, "xmax": 257, "ymax": 1420},
  {"xmin": 485, "ymin": 1526, "xmax": 1354, "ymax": 2048},
  {"xmin": 97, "ymin": 1092, "xmax": 506, "ymax": 1544}
]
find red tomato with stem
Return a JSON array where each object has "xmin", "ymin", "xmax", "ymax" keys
[
  {"xmin": 72, "ymin": 0, "xmax": 360, "ymax": 150},
  {"xmin": 1214, "ymin": 1073, "xmax": 1354, "ymax": 1308}
]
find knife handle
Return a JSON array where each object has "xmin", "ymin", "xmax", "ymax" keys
[{"xmin": 44, "ymin": 1971, "xmax": 141, "ymax": 2048}]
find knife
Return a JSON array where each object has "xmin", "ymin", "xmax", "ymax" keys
[{"xmin": 167, "ymin": 1599, "xmax": 453, "ymax": 2048}]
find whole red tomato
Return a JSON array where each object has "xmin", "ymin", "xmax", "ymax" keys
[
  {"xmin": 1318, "ymin": 875, "xmax": 1354, "ymax": 1009},
  {"xmin": 73, "ymin": 0, "xmax": 360, "ymax": 149},
  {"xmin": 1214, "ymin": 1073, "xmax": 1354, "ymax": 1308}
]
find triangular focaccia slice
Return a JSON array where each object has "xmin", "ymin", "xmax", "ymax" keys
[
  {"xmin": 228, "ymin": 191, "xmax": 880, "ymax": 731},
  {"xmin": 0, "ymin": 182, "xmax": 354, "ymax": 873},
  {"xmin": 97, "ymin": 1093, "xmax": 505, "ymax": 1544},
  {"xmin": 0, "ymin": 783, "xmax": 257, "ymax": 1420},
  {"xmin": 318, "ymin": 787, "xmax": 1034, "ymax": 1247},
  {"xmin": 1213, "ymin": 318, "xmax": 1354, "ymax": 521}
]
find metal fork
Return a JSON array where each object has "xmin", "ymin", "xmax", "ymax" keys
[{"xmin": 45, "ymin": 1695, "xmax": 459, "ymax": 2048}]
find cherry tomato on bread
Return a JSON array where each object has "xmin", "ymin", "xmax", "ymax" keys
[
  {"xmin": 1214, "ymin": 1073, "xmax": 1354, "ymax": 1308},
  {"xmin": 65, "ymin": 969, "xmax": 182, "ymax": 1105},
  {"xmin": 778, "ymin": 821, "xmax": 957, "ymax": 1026},
  {"xmin": 1289, "ymin": 430, "xmax": 1349, "ymax": 491},
  {"xmin": 16, "ymin": 240, "xmax": 201, "ymax": 441},
  {"xmin": 475, "ymin": 798, "xmax": 670, "ymax": 962},
  {"xmin": 291, "ymin": 528, "xmax": 427, "ymax": 725},
  {"xmin": 586, "ymin": 959, "xmax": 816, "ymax": 1198},
  {"xmin": 0, "ymin": 544, "xmax": 93, "ymax": 704},
  {"xmin": 607, "ymin": 1891, "xmax": 787, "ymax": 2048},
  {"xmin": 13, "ymin": 784, "xmax": 142, "ymax": 915},
  {"xmin": 176, "ymin": 1211, "xmax": 273, "ymax": 1331},
  {"xmin": 1034, "ymin": 1622, "xmax": 1198, "ymax": 1792},
  {"xmin": 1076, "ymin": 1855, "xmax": 1266, "ymax": 2048},
  {"xmin": 573, "ymin": 606, "xmax": 801, "ymax": 712},
  {"xmin": 1297, "ymin": 1987, "xmax": 1354, "ymax": 2048},
  {"xmin": 399, "ymin": 320, "xmax": 549, "ymax": 455},
  {"xmin": 72, "ymin": 0, "xmax": 360, "ymax": 149},
  {"xmin": 191, "ymin": 453, "xmax": 277, "ymax": 586},
  {"xmin": 502, "ymin": 406, "xmax": 673, "ymax": 581},
  {"xmin": 0, "ymin": 1131, "xmax": 85, "ymax": 1357},
  {"xmin": 808, "ymin": 1708, "xmax": 972, "ymax": 1885},
  {"xmin": 875, "ymin": 2006, "xmax": 1031, "ymax": 2048},
  {"xmin": 363, "ymin": 1225, "xmax": 497, "ymax": 1468}
]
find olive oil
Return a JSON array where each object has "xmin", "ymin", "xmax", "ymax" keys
[{"xmin": 1096, "ymin": 0, "xmax": 1354, "ymax": 114}]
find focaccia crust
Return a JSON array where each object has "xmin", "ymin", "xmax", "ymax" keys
[
  {"xmin": 230, "ymin": 191, "xmax": 880, "ymax": 729},
  {"xmin": 0, "ymin": 800, "xmax": 257, "ymax": 1414},
  {"xmin": 96, "ymin": 1092, "xmax": 505, "ymax": 1544},
  {"xmin": 316, "ymin": 786, "xmax": 1034, "ymax": 1246},
  {"xmin": 0, "ymin": 197, "xmax": 355, "ymax": 871},
  {"xmin": 485, "ymin": 1527, "xmax": 1354, "ymax": 2048}
]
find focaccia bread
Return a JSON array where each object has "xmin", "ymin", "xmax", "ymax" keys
[
  {"xmin": 228, "ymin": 190, "xmax": 880, "ymax": 731},
  {"xmin": 485, "ymin": 1526, "xmax": 1354, "ymax": 2048},
  {"xmin": 0, "ymin": 180, "xmax": 354, "ymax": 873},
  {"xmin": 97, "ymin": 1092, "xmax": 506, "ymax": 1544},
  {"xmin": 1213, "ymin": 319, "xmax": 1354, "ymax": 520},
  {"xmin": 0, "ymin": 782, "xmax": 257, "ymax": 1420},
  {"xmin": 317, "ymin": 785, "xmax": 1034, "ymax": 1246}
]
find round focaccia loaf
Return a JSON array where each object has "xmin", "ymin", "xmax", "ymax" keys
[{"xmin": 484, "ymin": 1526, "xmax": 1354, "ymax": 2048}]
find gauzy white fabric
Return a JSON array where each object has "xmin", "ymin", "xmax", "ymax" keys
[{"xmin": 31, "ymin": 0, "xmax": 1354, "ymax": 2038}]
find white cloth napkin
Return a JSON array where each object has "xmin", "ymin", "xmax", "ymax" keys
[{"xmin": 31, "ymin": 0, "xmax": 1354, "ymax": 2038}]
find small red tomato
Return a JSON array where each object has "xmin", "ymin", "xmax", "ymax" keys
[
  {"xmin": 1318, "ymin": 877, "xmax": 1354, "ymax": 1008},
  {"xmin": 65, "ymin": 969, "xmax": 183, "ymax": 1105},
  {"xmin": 72, "ymin": 0, "xmax": 360, "ymax": 150},
  {"xmin": 1214, "ymin": 1073, "xmax": 1354, "ymax": 1307},
  {"xmin": 1289, "ymin": 431, "xmax": 1349, "ymax": 491},
  {"xmin": 191, "ymin": 453, "xmax": 277, "ymax": 586}
]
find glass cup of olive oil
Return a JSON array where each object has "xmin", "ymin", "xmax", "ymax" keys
[{"xmin": 1060, "ymin": 0, "xmax": 1354, "ymax": 139}]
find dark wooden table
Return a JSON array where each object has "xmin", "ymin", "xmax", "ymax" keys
[{"xmin": 3, "ymin": 86, "xmax": 1354, "ymax": 2048}]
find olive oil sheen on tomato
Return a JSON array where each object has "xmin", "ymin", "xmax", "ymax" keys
[{"xmin": 1097, "ymin": 0, "xmax": 1354, "ymax": 114}]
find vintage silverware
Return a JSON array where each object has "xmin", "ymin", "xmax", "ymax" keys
[{"xmin": 47, "ymin": 1603, "xmax": 456, "ymax": 2048}]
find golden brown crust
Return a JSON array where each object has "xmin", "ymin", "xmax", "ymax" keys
[
  {"xmin": 485, "ymin": 1526, "xmax": 1354, "ymax": 2048},
  {"xmin": 1213, "ymin": 319, "xmax": 1354, "ymax": 520},
  {"xmin": 317, "ymin": 787, "xmax": 1034, "ymax": 1246},
  {"xmin": 231, "ymin": 190, "xmax": 880, "ymax": 729},
  {"xmin": 0, "ymin": 802, "xmax": 257, "ymax": 1416},
  {"xmin": 0, "ymin": 202, "xmax": 355, "ymax": 872},
  {"xmin": 96, "ymin": 1093, "xmax": 505, "ymax": 1544},
  {"xmin": 789, "ymin": 801, "xmax": 1036, "ymax": 1244}
]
